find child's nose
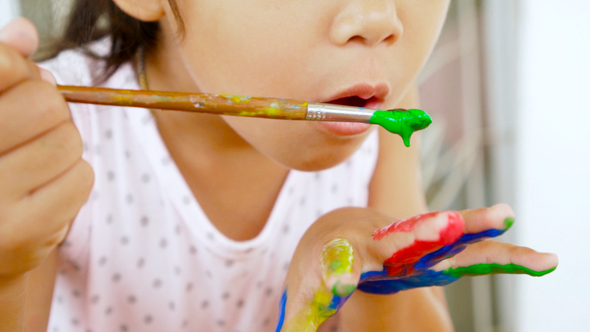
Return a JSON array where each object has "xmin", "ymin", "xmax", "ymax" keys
[{"xmin": 329, "ymin": 1, "xmax": 403, "ymax": 47}]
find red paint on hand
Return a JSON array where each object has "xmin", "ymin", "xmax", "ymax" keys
[
  {"xmin": 373, "ymin": 212, "xmax": 440, "ymax": 240},
  {"xmin": 373, "ymin": 212, "xmax": 465, "ymax": 277}
]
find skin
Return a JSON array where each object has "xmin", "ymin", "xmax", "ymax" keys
[
  {"xmin": 0, "ymin": 2, "xmax": 558, "ymax": 331},
  {"xmin": 135, "ymin": 0, "xmax": 451, "ymax": 171},
  {"xmin": 0, "ymin": 18, "xmax": 93, "ymax": 331}
]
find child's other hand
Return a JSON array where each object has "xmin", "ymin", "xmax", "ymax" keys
[
  {"xmin": 276, "ymin": 204, "xmax": 558, "ymax": 332},
  {"xmin": 0, "ymin": 19, "xmax": 94, "ymax": 280}
]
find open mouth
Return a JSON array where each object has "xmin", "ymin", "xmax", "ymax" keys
[
  {"xmin": 317, "ymin": 95, "xmax": 382, "ymax": 136},
  {"xmin": 315, "ymin": 83, "xmax": 388, "ymax": 135},
  {"xmin": 326, "ymin": 96, "xmax": 383, "ymax": 110},
  {"xmin": 329, "ymin": 96, "xmax": 371, "ymax": 107},
  {"xmin": 323, "ymin": 82, "xmax": 389, "ymax": 110}
]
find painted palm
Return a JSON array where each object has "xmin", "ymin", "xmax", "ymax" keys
[{"xmin": 276, "ymin": 211, "xmax": 556, "ymax": 332}]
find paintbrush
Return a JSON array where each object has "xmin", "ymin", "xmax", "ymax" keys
[{"xmin": 57, "ymin": 85, "xmax": 432, "ymax": 146}]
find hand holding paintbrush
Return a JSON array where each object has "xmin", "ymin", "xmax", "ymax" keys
[{"xmin": 57, "ymin": 85, "xmax": 432, "ymax": 147}]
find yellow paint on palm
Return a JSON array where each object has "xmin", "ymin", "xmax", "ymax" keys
[
  {"xmin": 281, "ymin": 288, "xmax": 337, "ymax": 332},
  {"xmin": 280, "ymin": 239, "xmax": 355, "ymax": 332},
  {"xmin": 321, "ymin": 238, "xmax": 354, "ymax": 279}
]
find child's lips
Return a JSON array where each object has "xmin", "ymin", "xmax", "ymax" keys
[
  {"xmin": 316, "ymin": 122, "xmax": 373, "ymax": 136},
  {"xmin": 316, "ymin": 97, "xmax": 383, "ymax": 136},
  {"xmin": 324, "ymin": 82, "xmax": 390, "ymax": 102},
  {"xmin": 314, "ymin": 82, "xmax": 388, "ymax": 136}
]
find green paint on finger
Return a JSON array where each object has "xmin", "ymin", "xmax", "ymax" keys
[
  {"xmin": 369, "ymin": 108, "xmax": 432, "ymax": 147},
  {"xmin": 445, "ymin": 263, "xmax": 557, "ymax": 278},
  {"xmin": 331, "ymin": 281, "xmax": 356, "ymax": 297},
  {"xmin": 321, "ymin": 239, "xmax": 356, "ymax": 297},
  {"xmin": 504, "ymin": 217, "xmax": 515, "ymax": 230}
]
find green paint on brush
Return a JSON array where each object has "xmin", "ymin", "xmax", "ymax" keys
[
  {"xmin": 445, "ymin": 263, "xmax": 557, "ymax": 278},
  {"xmin": 369, "ymin": 108, "xmax": 432, "ymax": 147}
]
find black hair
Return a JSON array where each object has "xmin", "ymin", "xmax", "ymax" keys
[{"xmin": 50, "ymin": 0, "xmax": 183, "ymax": 82}]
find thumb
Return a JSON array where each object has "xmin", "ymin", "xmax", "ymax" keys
[
  {"xmin": 276, "ymin": 238, "xmax": 361, "ymax": 332},
  {"xmin": 320, "ymin": 238, "xmax": 360, "ymax": 297},
  {"xmin": 0, "ymin": 18, "xmax": 39, "ymax": 58}
]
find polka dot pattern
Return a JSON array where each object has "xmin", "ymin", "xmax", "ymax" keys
[{"xmin": 42, "ymin": 44, "xmax": 378, "ymax": 332}]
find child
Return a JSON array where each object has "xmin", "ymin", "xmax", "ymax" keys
[{"xmin": 0, "ymin": 1, "xmax": 557, "ymax": 331}]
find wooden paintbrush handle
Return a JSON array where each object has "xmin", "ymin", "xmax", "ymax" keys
[{"xmin": 58, "ymin": 85, "xmax": 309, "ymax": 120}]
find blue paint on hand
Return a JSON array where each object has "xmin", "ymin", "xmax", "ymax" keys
[
  {"xmin": 275, "ymin": 290, "xmax": 287, "ymax": 332},
  {"xmin": 357, "ymin": 227, "xmax": 508, "ymax": 295}
]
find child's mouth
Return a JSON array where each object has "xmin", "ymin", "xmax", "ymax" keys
[
  {"xmin": 317, "ymin": 96, "xmax": 382, "ymax": 136},
  {"xmin": 328, "ymin": 96, "xmax": 382, "ymax": 110}
]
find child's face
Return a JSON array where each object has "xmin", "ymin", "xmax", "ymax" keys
[{"xmin": 157, "ymin": 0, "xmax": 450, "ymax": 170}]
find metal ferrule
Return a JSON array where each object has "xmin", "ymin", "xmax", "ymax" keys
[{"xmin": 306, "ymin": 103, "xmax": 375, "ymax": 123}]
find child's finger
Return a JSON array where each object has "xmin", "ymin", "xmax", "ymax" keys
[
  {"xmin": 0, "ymin": 80, "xmax": 70, "ymax": 154},
  {"xmin": 320, "ymin": 238, "xmax": 361, "ymax": 297},
  {"xmin": 414, "ymin": 205, "xmax": 517, "ymax": 268},
  {"xmin": 419, "ymin": 204, "xmax": 517, "ymax": 266},
  {"xmin": 433, "ymin": 240, "xmax": 558, "ymax": 279},
  {"xmin": 0, "ymin": 41, "xmax": 41, "ymax": 94},
  {"xmin": 16, "ymin": 158, "xmax": 94, "ymax": 239},
  {"xmin": 419, "ymin": 204, "xmax": 516, "ymax": 266},
  {"xmin": 359, "ymin": 241, "xmax": 557, "ymax": 294},
  {"xmin": 0, "ymin": 18, "xmax": 39, "ymax": 58},
  {"xmin": 459, "ymin": 203, "xmax": 515, "ymax": 236},
  {"xmin": 0, "ymin": 121, "xmax": 83, "ymax": 200},
  {"xmin": 276, "ymin": 238, "xmax": 361, "ymax": 332},
  {"xmin": 38, "ymin": 67, "xmax": 57, "ymax": 86},
  {"xmin": 367, "ymin": 211, "xmax": 465, "ymax": 276},
  {"xmin": 356, "ymin": 212, "xmax": 464, "ymax": 294}
]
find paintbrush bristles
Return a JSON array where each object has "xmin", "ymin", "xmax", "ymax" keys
[{"xmin": 58, "ymin": 85, "xmax": 310, "ymax": 120}]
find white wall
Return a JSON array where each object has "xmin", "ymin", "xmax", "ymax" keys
[
  {"xmin": 516, "ymin": 1, "xmax": 590, "ymax": 331},
  {"xmin": 0, "ymin": 0, "xmax": 20, "ymax": 28},
  {"xmin": 481, "ymin": 1, "xmax": 519, "ymax": 330}
]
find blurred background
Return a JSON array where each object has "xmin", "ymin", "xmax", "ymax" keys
[{"xmin": 1, "ymin": 0, "xmax": 589, "ymax": 331}]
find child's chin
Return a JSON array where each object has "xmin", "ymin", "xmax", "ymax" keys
[{"xmin": 316, "ymin": 122, "xmax": 372, "ymax": 136}]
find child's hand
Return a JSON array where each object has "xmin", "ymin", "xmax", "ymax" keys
[
  {"xmin": 0, "ymin": 19, "xmax": 94, "ymax": 279},
  {"xmin": 276, "ymin": 204, "xmax": 558, "ymax": 332}
]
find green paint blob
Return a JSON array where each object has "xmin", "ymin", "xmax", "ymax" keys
[
  {"xmin": 369, "ymin": 108, "xmax": 432, "ymax": 147},
  {"xmin": 445, "ymin": 263, "xmax": 557, "ymax": 278},
  {"xmin": 504, "ymin": 217, "xmax": 515, "ymax": 230},
  {"xmin": 331, "ymin": 281, "xmax": 357, "ymax": 297}
]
